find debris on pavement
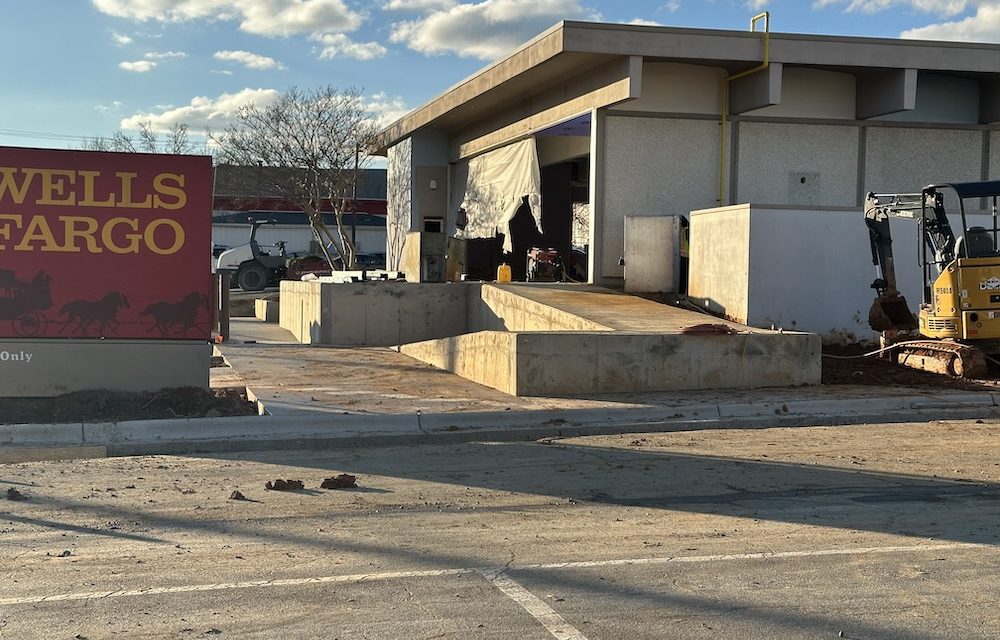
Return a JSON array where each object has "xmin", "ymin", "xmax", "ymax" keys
[
  {"xmin": 228, "ymin": 490, "xmax": 248, "ymax": 501},
  {"xmin": 6, "ymin": 487, "xmax": 27, "ymax": 501},
  {"xmin": 321, "ymin": 474, "xmax": 358, "ymax": 489},
  {"xmin": 679, "ymin": 323, "xmax": 741, "ymax": 335},
  {"xmin": 265, "ymin": 479, "xmax": 304, "ymax": 491}
]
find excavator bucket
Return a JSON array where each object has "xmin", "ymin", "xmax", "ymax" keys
[{"xmin": 868, "ymin": 293, "xmax": 918, "ymax": 332}]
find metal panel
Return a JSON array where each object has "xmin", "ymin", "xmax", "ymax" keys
[{"xmin": 624, "ymin": 215, "xmax": 680, "ymax": 293}]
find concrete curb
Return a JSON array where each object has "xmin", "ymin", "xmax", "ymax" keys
[{"xmin": 2, "ymin": 391, "xmax": 999, "ymax": 462}]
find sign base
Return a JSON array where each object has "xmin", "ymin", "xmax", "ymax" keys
[{"xmin": 0, "ymin": 340, "xmax": 210, "ymax": 397}]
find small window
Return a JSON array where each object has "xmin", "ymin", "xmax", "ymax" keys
[{"xmin": 424, "ymin": 218, "xmax": 443, "ymax": 233}]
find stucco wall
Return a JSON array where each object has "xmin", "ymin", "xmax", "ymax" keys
[
  {"xmin": 601, "ymin": 115, "xmax": 723, "ymax": 280},
  {"xmin": 610, "ymin": 62, "xmax": 724, "ymax": 114},
  {"xmin": 990, "ymin": 132, "xmax": 1000, "ymax": 180},
  {"xmin": 864, "ymin": 127, "xmax": 984, "ymax": 194},
  {"xmin": 876, "ymin": 73, "xmax": 980, "ymax": 124},
  {"xmin": 736, "ymin": 122, "xmax": 859, "ymax": 207},
  {"xmin": 748, "ymin": 68, "xmax": 857, "ymax": 120},
  {"xmin": 386, "ymin": 137, "xmax": 413, "ymax": 271}
]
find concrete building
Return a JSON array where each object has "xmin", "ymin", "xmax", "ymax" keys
[{"xmin": 377, "ymin": 20, "xmax": 1000, "ymax": 337}]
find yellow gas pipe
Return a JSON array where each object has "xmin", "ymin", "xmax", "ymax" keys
[{"xmin": 719, "ymin": 12, "xmax": 771, "ymax": 205}]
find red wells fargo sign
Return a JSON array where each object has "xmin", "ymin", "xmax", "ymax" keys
[{"xmin": 0, "ymin": 147, "xmax": 212, "ymax": 340}]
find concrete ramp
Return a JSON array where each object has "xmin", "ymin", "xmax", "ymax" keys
[
  {"xmin": 279, "ymin": 280, "xmax": 820, "ymax": 396},
  {"xmin": 402, "ymin": 284, "xmax": 820, "ymax": 396}
]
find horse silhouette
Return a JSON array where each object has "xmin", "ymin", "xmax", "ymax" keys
[
  {"xmin": 141, "ymin": 292, "xmax": 209, "ymax": 338},
  {"xmin": 59, "ymin": 291, "xmax": 130, "ymax": 336}
]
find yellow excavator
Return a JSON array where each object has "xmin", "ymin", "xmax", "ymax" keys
[{"xmin": 865, "ymin": 181, "xmax": 1000, "ymax": 377}]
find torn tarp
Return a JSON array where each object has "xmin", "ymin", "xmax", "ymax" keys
[{"xmin": 453, "ymin": 138, "xmax": 542, "ymax": 252}]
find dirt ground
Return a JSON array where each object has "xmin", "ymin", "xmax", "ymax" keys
[
  {"xmin": 822, "ymin": 343, "xmax": 1000, "ymax": 391},
  {"xmin": 0, "ymin": 387, "xmax": 259, "ymax": 425}
]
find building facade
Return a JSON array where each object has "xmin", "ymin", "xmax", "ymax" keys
[{"xmin": 377, "ymin": 21, "xmax": 1000, "ymax": 293}]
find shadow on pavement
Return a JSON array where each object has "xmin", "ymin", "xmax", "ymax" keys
[{"xmin": 217, "ymin": 440, "xmax": 1000, "ymax": 547}]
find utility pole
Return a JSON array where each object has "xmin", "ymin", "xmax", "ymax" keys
[{"xmin": 351, "ymin": 142, "xmax": 359, "ymax": 259}]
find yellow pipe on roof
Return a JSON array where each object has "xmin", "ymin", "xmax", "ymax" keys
[{"xmin": 719, "ymin": 12, "xmax": 770, "ymax": 206}]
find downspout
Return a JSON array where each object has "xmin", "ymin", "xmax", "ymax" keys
[{"xmin": 719, "ymin": 12, "xmax": 770, "ymax": 205}]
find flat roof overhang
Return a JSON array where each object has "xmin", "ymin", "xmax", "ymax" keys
[{"xmin": 374, "ymin": 20, "xmax": 1000, "ymax": 155}]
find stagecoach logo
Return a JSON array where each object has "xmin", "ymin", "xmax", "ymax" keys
[
  {"xmin": 0, "ymin": 350, "xmax": 32, "ymax": 363},
  {"xmin": 980, "ymin": 277, "xmax": 1000, "ymax": 291}
]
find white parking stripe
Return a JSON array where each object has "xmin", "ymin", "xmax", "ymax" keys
[
  {"xmin": 0, "ymin": 542, "xmax": 984, "ymax": 607},
  {"xmin": 516, "ymin": 542, "xmax": 986, "ymax": 571},
  {"xmin": 0, "ymin": 567, "xmax": 479, "ymax": 606},
  {"xmin": 481, "ymin": 569, "xmax": 589, "ymax": 640}
]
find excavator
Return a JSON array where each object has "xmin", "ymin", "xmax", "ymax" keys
[{"xmin": 865, "ymin": 180, "xmax": 1000, "ymax": 377}]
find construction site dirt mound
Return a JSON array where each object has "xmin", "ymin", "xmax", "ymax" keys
[
  {"xmin": 823, "ymin": 344, "xmax": 1000, "ymax": 391},
  {"xmin": 0, "ymin": 387, "xmax": 259, "ymax": 425}
]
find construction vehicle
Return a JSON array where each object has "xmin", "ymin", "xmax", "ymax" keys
[
  {"xmin": 865, "ymin": 180, "xmax": 1000, "ymax": 377},
  {"xmin": 215, "ymin": 219, "xmax": 288, "ymax": 292}
]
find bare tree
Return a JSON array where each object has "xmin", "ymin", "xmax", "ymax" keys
[
  {"xmin": 210, "ymin": 85, "xmax": 379, "ymax": 271},
  {"xmin": 82, "ymin": 121, "xmax": 199, "ymax": 155}
]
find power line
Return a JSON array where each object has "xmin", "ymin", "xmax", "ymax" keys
[{"xmin": 0, "ymin": 128, "xmax": 96, "ymax": 142}]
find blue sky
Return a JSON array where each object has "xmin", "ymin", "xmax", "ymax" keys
[{"xmin": 0, "ymin": 0, "xmax": 996, "ymax": 150}]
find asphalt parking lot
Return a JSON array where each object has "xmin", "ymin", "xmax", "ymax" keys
[{"xmin": 3, "ymin": 419, "xmax": 1000, "ymax": 638}]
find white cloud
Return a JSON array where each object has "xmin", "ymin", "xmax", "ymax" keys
[
  {"xmin": 814, "ymin": 0, "xmax": 1000, "ymax": 42},
  {"xmin": 120, "ymin": 88, "xmax": 281, "ymax": 131},
  {"xmin": 111, "ymin": 30, "xmax": 133, "ymax": 45},
  {"xmin": 747, "ymin": 0, "xmax": 769, "ymax": 9},
  {"xmin": 664, "ymin": 0, "xmax": 681, "ymax": 11},
  {"xmin": 212, "ymin": 69, "xmax": 235, "ymax": 75},
  {"xmin": 119, "ymin": 60, "xmax": 157, "ymax": 72},
  {"xmin": 92, "ymin": 0, "xmax": 363, "ymax": 37},
  {"xmin": 95, "ymin": 101, "xmax": 125, "ymax": 113},
  {"xmin": 902, "ymin": 2, "xmax": 1000, "ymax": 40},
  {"xmin": 383, "ymin": 0, "xmax": 456, "ymax": 11},
  {"xmin": 311, "ymin": 33, "xmax": 388, "ymax": 60},
  {"xmin": 811, "ymin": 0, "xmax": 969, "ymax": 15},
  {"xmin": 144, "ymin": 50, "xmax": 187, "ymax": 60},
  {"xmin": 366, "ymin": 92, "xmax": 412, "ymax": 125},
  {"xmin": 214, "ymin": 49, "xmax": 286, "ymax": 70},
  {"xmin": 628, "ymin": 18, "xmax": 663, "ymax": 26},
  {"xmin": 390, "ymin": 0, "xmax": 598, "ymax": 60}
]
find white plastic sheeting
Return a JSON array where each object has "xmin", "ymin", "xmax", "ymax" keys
[{"xmin": 453, "ymin": 138, "xmax": 542, "ymax": 252}]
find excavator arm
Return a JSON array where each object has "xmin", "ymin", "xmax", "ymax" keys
[{"xmin": 862, "ymin": 190, "xmax": 957, "ymax": 332}]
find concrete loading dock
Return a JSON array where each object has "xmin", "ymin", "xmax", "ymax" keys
[{"xmin": 279, "ymin": 280, "xmax": 819, "ymax": 396}]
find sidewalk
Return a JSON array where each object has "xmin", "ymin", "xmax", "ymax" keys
[{"xmin": 3, "ymin": 317, "xmax": 999, "ymax": 462}]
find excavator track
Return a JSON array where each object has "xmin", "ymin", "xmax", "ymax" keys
[{"xmin": 895, "ymin": 340, "xmax": 989, "ymax": 378}]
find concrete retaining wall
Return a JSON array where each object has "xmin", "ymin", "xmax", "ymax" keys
[
  {"xmin": 403, "ymin": 330, "xmax": 820, "ymax": 396},
  {"xmin": 280, "ymin": 280, "xmax": 468, "ymax": 346},
  {"xmin": 400, "ymin": 331, "xmax": 518, "ymax": 395}
]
